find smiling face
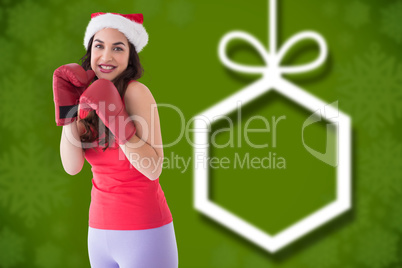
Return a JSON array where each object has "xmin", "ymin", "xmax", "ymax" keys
[{"xmin": 90, "ymin": 28, "xmax": 130, "ymax": 81}]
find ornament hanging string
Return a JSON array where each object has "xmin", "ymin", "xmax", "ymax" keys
[{"xmin": 218, "ymin": 0, "xmax": 328, "ymax": 77}]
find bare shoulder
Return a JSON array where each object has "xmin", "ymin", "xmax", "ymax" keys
[{"xmin": 124, "ymin": 81, "xmax": 156, "ymax": 106}]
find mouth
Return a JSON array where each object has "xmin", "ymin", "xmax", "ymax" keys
[{"xmin": 99, "ymin": 64, "xmax": 117, "ymax": 73}]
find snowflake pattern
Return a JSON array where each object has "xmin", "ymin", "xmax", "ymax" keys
[
  {"xmin": 356, "ymin": 193, "xmax": 387, "ymax": 228},
  {"xmin": 167, "ymin": 0, "xmax": 195, "ymax": 28},
  {"xmin": 380, "ymin": 0, "xmax": 402, "ymax": 44},
  {"xmin": 358, "ymin": 135, "xmax": 402, "ymax": 203},
  {"xmin": 0, "ymin": 136, "xmax": 70, "ymax": 227},
  {"xmin": 337, "ymin": 32, "xmax": 354, "ymax": 48},
  {"xmin": 321, "ymin": 1, "xmax": 339, "ymax": 18},
  {"xmin": 0, "ymin": 226, "xmax": 25, "ymax": 268},
  {"xmin": 6, "ymin": 1, "xmax": 51, "ymax": 44},
  {"xmin": 66, "ymin": 251, "xmax": 87, "ymax": 268},
  {"xmin": 64, "ymin": 0, "xmax": 107, "ymax": 39},
  {"xmin": 337, "ymin": 191, "xmax": 402, "ymax": 266},
  {"xmin": 0, "ymin": 6, "xmax": 3, "ymax": 23},
  {"xmin": 50, "ymin": 221, "xmax": 68, "ymax": 240},
  {"xmin": 0, "ymin": 0, "xmax": 400, "ymax": 267},
  {"xmin": 35, "ymin": 242, "xmax": 62, "ymax": 268},
  {"xmin": 355, "ymin": 225, "xmax": 398, "ymax": 268},
  {"xmin": 0, "ymin": 38, "xmax": 17, "ymax": 74},
  {"xmin": 0, "ymin": 0, "xmax": 12, "ymax": 5},
  {"xmin": 337, "ymin": 224, "xmax": 359, "ymax": 258},
  {"xmin": 343, "ymin": 0, "xmax": 370, "ymax": 29},
  {"xmin": 33, "ymin": 32, "xmax": 81, "ymax": 79},
  {"xmin": 336, "ymin": 194, "xmax": 378, "ymax": 259},
  {"xmin": 0, "ymin": 68, "xmax": 45, "ymax": 137},
  {"xmin": 387, "ymin": 194, "xmax": 402, "ymax": 234},
  {"xmin": 336, "ymin": 44, "xmax": 402, "ymax": 136}
]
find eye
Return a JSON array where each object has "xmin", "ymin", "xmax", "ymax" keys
[
  {"xmin": 94, "ymin": 44, "xmax": 103, "ymax": 49},
  {"xmin": 114, "ymin": 47, "xmax": 123, "ymax": 51}
]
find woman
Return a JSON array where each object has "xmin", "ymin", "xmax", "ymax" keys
[{"xmin": 53, "ymin": 12, "xmax": 178, "ymax": 268}]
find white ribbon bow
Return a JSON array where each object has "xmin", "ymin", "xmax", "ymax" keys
[{"xmin": 218, "ymin": 0, "xmax": 327, "ymax": 77}]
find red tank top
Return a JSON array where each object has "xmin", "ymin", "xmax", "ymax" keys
[{"xmin": 83, "ymin": 80, "xmax": 173, "ymax": 230}]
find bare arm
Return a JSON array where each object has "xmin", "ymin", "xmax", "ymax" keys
[
  {"xmin": 119, "ymin": 82, "xmax": 164, "ymax": 180},
  {"xmin": 60, "ymin": 120, "xmax": 85, "ymax": 175}
]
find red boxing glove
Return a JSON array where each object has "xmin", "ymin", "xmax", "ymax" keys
[
  {"xmin": 53, "ymin": 63, "xmax": 95, "ymax": 126},
  {"xmin": 79, "ymin": 79, "xmax": 136, "ymax": 144}
]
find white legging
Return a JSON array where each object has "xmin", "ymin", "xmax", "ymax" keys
[{"xmin": 88, "ymin": 222, "xmax": 178, "ymax": 268}]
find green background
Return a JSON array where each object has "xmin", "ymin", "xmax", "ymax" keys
[{"xmin": 1, "ymin": 0, "xmax": 401, "ymax": 267}]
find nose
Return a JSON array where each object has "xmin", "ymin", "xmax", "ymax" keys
[{"xmin": 101, "ymin": 48, "xmax": 112, "ymax": 62}]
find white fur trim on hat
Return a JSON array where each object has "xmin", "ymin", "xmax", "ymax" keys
[{"xmin": 83, "ymin": 13, "xmax": 148, "ymax": 52}]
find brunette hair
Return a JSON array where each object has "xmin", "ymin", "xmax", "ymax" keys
[{"xmin": 79, "ymin": 35, "xmax": 144, "ymax": 150}]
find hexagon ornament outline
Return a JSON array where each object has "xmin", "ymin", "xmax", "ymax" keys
[{"xmin": 192, "ymin": 0, "xmax": 351, "ymax": 253}]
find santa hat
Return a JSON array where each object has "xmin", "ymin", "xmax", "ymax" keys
[{"xmin": 83, "ymin": 12, "xmax": 148, "ymax": 53}]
